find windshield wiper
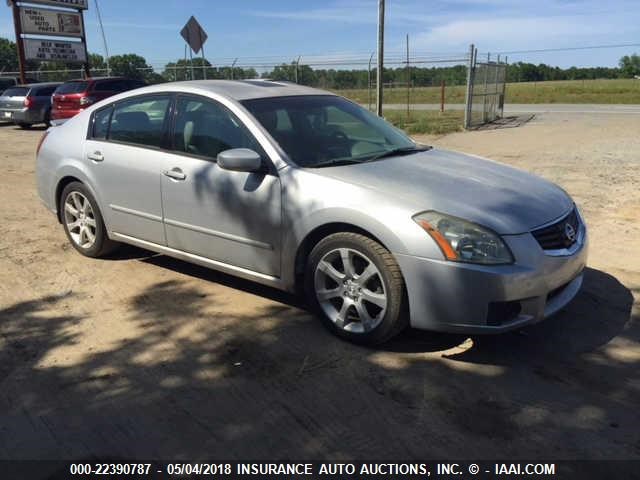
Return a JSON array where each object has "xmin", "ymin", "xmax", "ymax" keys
[
  {"xmin": 364, "ymin": 145, "xmax": 432, "ymax": 162},
  {"xmin": 312, "ymin": 158, "xmax": 364, "ymax": 168}
]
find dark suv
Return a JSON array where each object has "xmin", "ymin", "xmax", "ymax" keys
[
  {"xmin": 51, "ymin": 77, "xmax": 146, "ymax": 123},
  {"xmin": 0, "ymin": 82, "xmax": 61, "ymax": 128}
]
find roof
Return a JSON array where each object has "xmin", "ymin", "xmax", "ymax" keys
[
  {"xmin": 145, "ymin": 79, "xmax": 333, "ymax": 101},
  {"xmin": 21, "ymin": 82, "xmax": 63, "ymax": 88}
]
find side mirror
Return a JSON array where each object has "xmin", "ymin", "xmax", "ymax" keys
[{"xmin": 217, "ymin": 148, "xmax": 263, "ymax": 173}]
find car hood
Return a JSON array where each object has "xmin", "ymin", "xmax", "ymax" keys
[{"xmin": 309, "ymin": 148, "xmax": 573, "ymax": 234}]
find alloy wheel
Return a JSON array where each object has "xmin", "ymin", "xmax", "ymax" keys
[
  {"xmin": 64, "ymin": 191, "xmax": 97, "ymax": 249},
  {"xmin": 314, "ymin": 248, "xmax": 388, "ymax": 333}
]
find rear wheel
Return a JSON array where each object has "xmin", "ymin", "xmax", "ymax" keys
[
  {"xmin": 60, "ymin": 182, "xmax": 118, "ymax": 257},
  {"xmin": 305, "ymin": 232, "xmax": 408, "ymax": 345}
]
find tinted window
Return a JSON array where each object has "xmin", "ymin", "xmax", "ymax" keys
[
  {"xmin": 93, "ymin": 80, "xmax": 120, "ymax": 92},
  {"xmin": 92, "ymin": 106, "xmax": 113, "ymax": 140},
  {"xmin": 34, "ymin": 86, "xmax": 57, "ymax": 96},
  {"xmin": 242, "ymin": 95, "xmax": 414, "ymax": 167},
  {"xmin": 0, "ymin": 78, "xmax": 17, "ymax": 90},
  {"xmin": 3, "ymin": 87, "xmax": 29, "ymax": 97},
  {"xmin": 173, "ymin": 96, "xmax": 261, "ymax": 160},
  {"xmin": 55, "ymin": 81, "xmax": 88, "ymax": 94},
  {"xmin": 109, "ymin": 95, "xmax": 170, "ymax": 148}
]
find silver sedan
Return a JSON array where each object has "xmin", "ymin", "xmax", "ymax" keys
[{"xmin": 35, "ymin": 80, "xmax": 588, "ymax": 344}]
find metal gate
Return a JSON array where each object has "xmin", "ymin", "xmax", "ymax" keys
[{"xmin": 464, "ymin": 45, "xmax": 507, "ymax": 128}]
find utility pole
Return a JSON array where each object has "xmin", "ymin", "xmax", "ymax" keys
[
  {"xmin": 376, "ymin": 0, "xmax": 385, "ymax": 117},
  {"xmin": 95, "ymin": 0, "xmax": 110, "ymax": 76},
  {"xmin": 367, "ymin": 52, "xmax": 374, "ymax": 111},
  {"xmin": 406, "ymin": 33, "xmax": 410, "ymax": 119}
]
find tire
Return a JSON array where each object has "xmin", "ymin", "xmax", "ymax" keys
[
  {"xmin": 17, "ymin": 123, "xmax": 32, "ymax": 129},
  {"xmin": 60, "ymin": 182, "xmax": 118, "ymax": 257},
  {"xmin": 44, "ymin": 111, "xmax": 51, "ymax": 127},
  {"xmin": 305, "ymin": 232, "xmax": 408, "ymax": 345}
]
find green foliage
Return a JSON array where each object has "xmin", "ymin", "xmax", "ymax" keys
[
  {"xmin": 618, "ymin": 54, "xmax": 640, "ymax": 78},
  {"xmin": 162, "ymin": 58, "xmax": 258, "ymax": 81},
  {"xmin": 88, "ymin": 53, "xmax": 106, "ymax": 72},
  {"xmin": 383, "ymin": 110, "xmax": 463, "ymax": 135},
  {"xmin": 108, "ymin": 54, "xmax": 151, "ymax": 80},
  {"xmin": 0, "ymin": 37, "xmax": 19, "ymax": 72}
]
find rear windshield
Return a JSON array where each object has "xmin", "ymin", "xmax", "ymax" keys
[
  {"xmin": 2, "ymin": 87, "xmax": 29, "ymax": 97},
  {"xmin": 55, "ymin": 81, "xmax": 88, "ymax": 94}
]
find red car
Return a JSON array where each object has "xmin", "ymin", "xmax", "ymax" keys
[{"xmin": 51, "ymin": 77, "xmax": 146, "ymax": 123}]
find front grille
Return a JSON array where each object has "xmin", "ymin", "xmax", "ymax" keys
[{"xmin": 531, "ymin": 208, "xmax": 580, "ymax": 250}]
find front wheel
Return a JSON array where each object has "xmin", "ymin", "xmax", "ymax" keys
[
  {"xmin": 60, "ymin": 182, "xmax": 118, "ymax": 257},
  {"xmin": 305, "ymin": 232, "xmax": 408, "ymax": 345}
]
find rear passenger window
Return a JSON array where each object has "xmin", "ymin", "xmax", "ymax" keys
[
  {"xmin": 35, "ymin": 86, "xmax": 56, "ymax": 96},
  {"xmin": 92, "ymin": 106, "xmax": 113, "ymax": 140},
  {"xmin": 173, "ymin": 96, "xmax": 262, "ymax": 160},
  {"xmin": 109, "ymin": 95, "xmax": 170, "ymax": 148},
  {"xmin": 93, "ymin": 81, "xmax": 117, "ymax": 92}
]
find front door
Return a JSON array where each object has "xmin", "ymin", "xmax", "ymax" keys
[{"xmin": 160, "ymin": 95, "xmax": 282, "ymax": 277}]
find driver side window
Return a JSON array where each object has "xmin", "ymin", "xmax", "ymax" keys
[{"xmin": 173, "ymin": 96, "xmax": 263, "ymax": 160}]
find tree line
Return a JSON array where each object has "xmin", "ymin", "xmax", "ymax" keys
[{"xmin": 2, "ymin": 37, "xmax": 639, "ymax": 89}]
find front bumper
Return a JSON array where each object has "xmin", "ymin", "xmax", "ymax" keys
[{"xmin": 396, "ymin": 222, "xmax": 588, "ymax": 334}]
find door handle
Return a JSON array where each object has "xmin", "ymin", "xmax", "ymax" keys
[
  {"xmin": 163, "ymin": 168, "xmax": 186, "ymax": 181},
  {"xmin": 87, "ymin": 151, "xmax": 104, "ymax": 162}
]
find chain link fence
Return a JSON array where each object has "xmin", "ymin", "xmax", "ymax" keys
[
  {"xmin": 1, "ymin": 46, "xmax": 506, "ymax": 131},
  {"xmin": 464, "ymin": 46, "xmax": 508, "ymax": 128}
]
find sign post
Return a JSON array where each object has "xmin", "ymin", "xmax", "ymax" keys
[
  {"xmin": 7, "ymin": 0, "xmax": 90, "ymax": 82},
  {"xmin": 180, "ymin": 16, "xmax": 208, "ymax": 81},
  {"xmin": 10, "ymin": 1, "xmax": 27, "ymax": 83}
]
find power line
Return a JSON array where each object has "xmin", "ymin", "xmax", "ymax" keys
[{"xmin": 492, "ymin": 42, "xmax": 640, "ymax": 55}]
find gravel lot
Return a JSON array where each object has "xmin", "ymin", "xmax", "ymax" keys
[{"xmin": 0, "ymin": 113, "xmax": 638, "ymax": 462}]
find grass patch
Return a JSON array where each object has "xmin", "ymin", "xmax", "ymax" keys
[
  {"xmin": 383, "ymin": 110, "xmax": 463, "ymax": 135},
  {"xmin": 335, "ymin": 78, "xmax": 640, "ymax": 105}
]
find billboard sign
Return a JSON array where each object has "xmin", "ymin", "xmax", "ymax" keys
[
  {"xmin": 12, "ymin": 0, "xmax": 89, "ymax": 9},
  {"xmin": 20, "ymin": 6, "xmax": 83, "ymax": 37},
  {"xmin": 24, "ymin": 38, "xmax": 87, "ymax": 62},
  {"xmin": 180, "ymin": 16, "xmax": 208, "ymax": 54}
]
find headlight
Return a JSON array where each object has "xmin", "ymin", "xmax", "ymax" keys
[{"xmin": 413, "ymin": 211, "xmax": 514, "ymax": 265}]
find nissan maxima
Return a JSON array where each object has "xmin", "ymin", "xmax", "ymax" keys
[{"xmin": 36, "ymin": 80, "xmax": 587, "ymax": 344}]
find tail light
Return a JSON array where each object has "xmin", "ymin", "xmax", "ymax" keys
[
  {"xmin": 24, "ymin": 96, "xmax": 34, "ymax": 108},
  {"xmin": 36, "ymin": 131, "xmax": 49, "ymax": 156},
  {"xmin": 79, "ymin": 96, "xmax": 95, "ymax": 106}
]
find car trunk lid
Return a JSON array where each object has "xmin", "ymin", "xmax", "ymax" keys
[{"xmin": 0, "ymin": 87, "xmax": 30, "ymax": 112}]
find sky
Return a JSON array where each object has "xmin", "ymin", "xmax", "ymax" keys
[{"xmin": 1, "ymin": 0, "xmax": 639, "ymax": 70}]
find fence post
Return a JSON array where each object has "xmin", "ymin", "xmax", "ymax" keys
[
  {"xmin": 463, "ymin": 43, "xmax": 475, "ymax": 129},
  {"xmin": 500, "ymin": 56, "xmax": 508, "ymax": 117}
]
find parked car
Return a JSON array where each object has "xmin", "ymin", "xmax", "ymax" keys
[
  {"xmin": 0, "ymin": 82, "xmax": 61, "ymax": 127},
  {"xmin": 51, "ymin": 77, "xmax": 146, "ymax": 123},
  {"xmin": 0, "ymin": 76, "xmax": 38, "ymax": 92},
  {"xmin": 36, "ymin": 80, "xmax": 588, "ymax": 344}
]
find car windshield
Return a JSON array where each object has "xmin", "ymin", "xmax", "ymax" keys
[
  {"xmin": 2, "ymin": 87, "xmax": 29, "ymax": 97},
  {"xmin": 55, "ymin": 81, "xmax": 88, "ymax": 94},
  {"xmin": 241, "ymin": 95, "xmax": 420, "ymax": 168}
]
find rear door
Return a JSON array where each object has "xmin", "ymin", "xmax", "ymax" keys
[
  {"xmin": 84, "ymin": 93, "xmax": 174, "ymax": 244},
  {"xmin": 32, "ymin": 85, "xmax": 57, "ymax": 115}
]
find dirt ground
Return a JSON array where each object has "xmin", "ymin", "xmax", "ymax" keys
[{"xmin": 0, "ymin": 113, "xmax": 638, "ymax": 462}]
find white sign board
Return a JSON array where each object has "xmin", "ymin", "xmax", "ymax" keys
[
  {"xmin": 24, "ymin": 38, "xmax": 86, "ymax": 62},
  {"xmin": 14, "ymin": 0, "xmax": 88, "ymax": 10},
  {"xmin": 20, "ymin": 6, "xmax": 83, "ymax": 38}
]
